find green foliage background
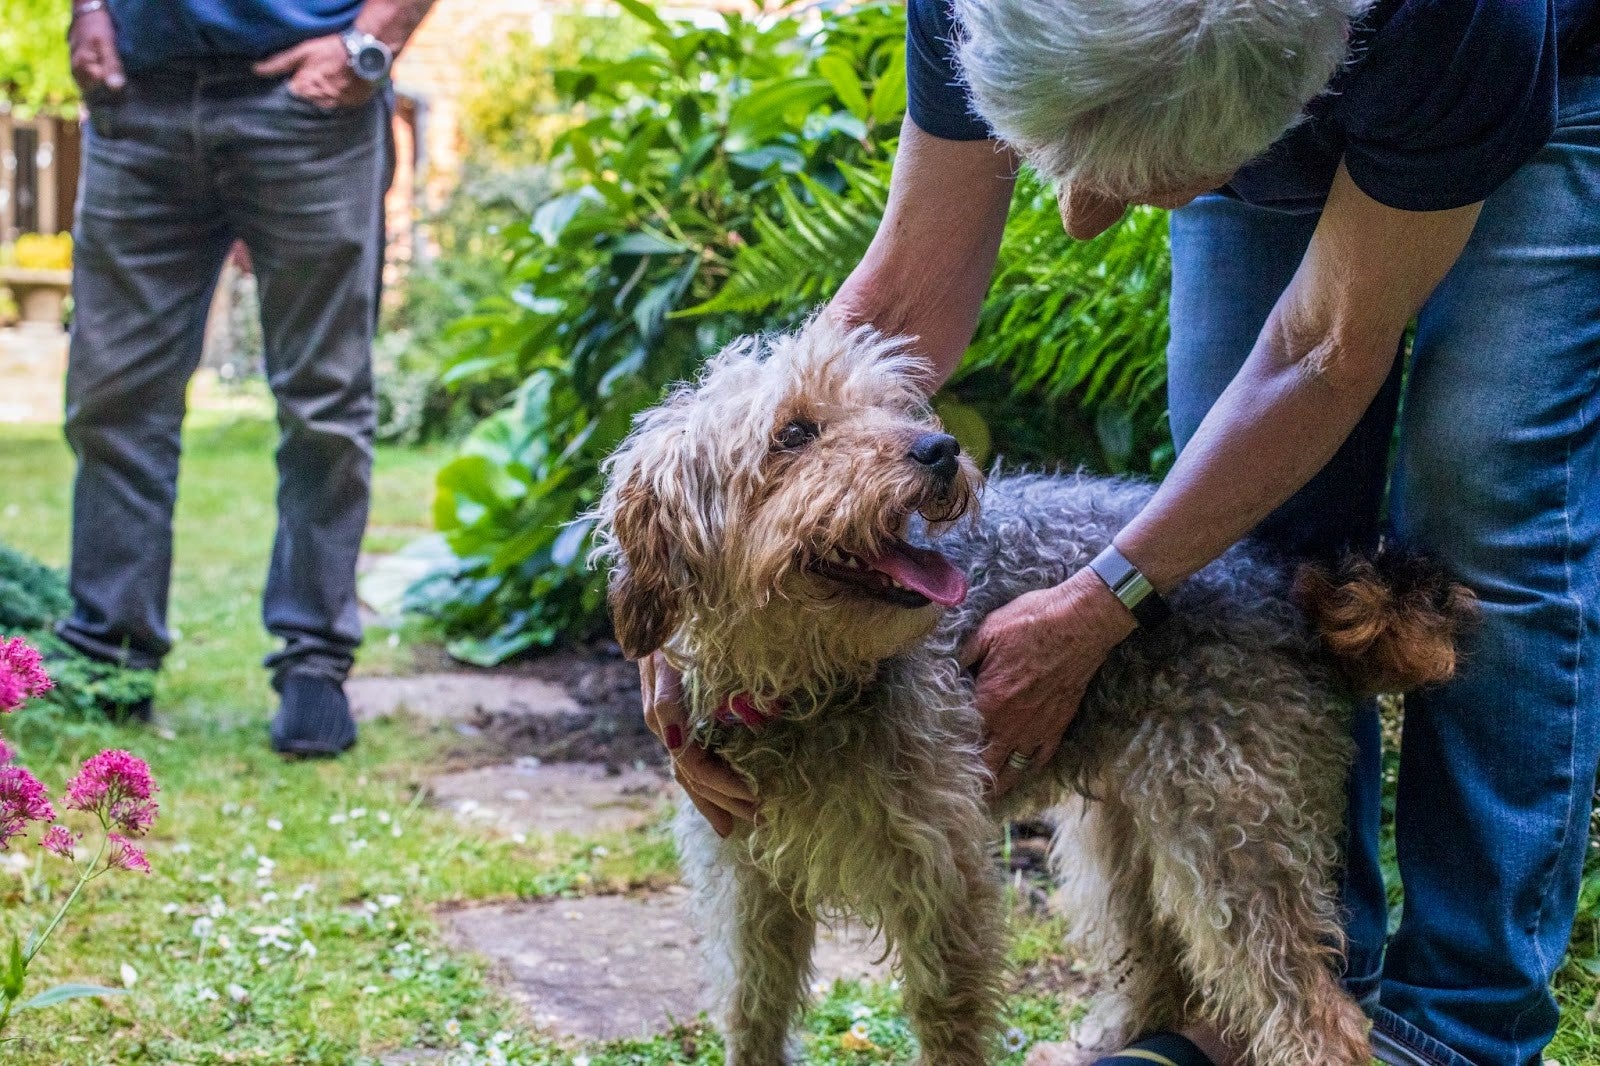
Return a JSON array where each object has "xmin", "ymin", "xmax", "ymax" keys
[
  {"xmin": 0, "ymin": 0, "xmax": 77, "ymax": 116},
  {"xmin": 404, "ymin": 1, "xmax": 1174, "ymax": 663},
  {"xmin": 0, "ymin": 543, "xmax": 154, "ymax": 721}
]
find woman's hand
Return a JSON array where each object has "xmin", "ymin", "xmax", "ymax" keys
[
  {"xmin": 639, "ymin": 653, "xmax": 758, "ymax": 838},
  {"xmin": 959, "ymin": 567, "xmax": 1136, "ymax": 797}
]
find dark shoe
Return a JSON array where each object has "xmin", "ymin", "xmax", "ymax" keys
[{"xmin": 270, "ymin": 674, "xmax": 357, "ymax": 757}]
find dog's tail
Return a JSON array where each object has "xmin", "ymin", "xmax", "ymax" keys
[{"xmin": 1294, "ymin": 549, "xmax": 1478, "ymax": 696}]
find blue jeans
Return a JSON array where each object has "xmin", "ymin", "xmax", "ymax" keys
[
  {"xmin": 57, "ymin": 64, "xmax": 391, "ymax": 685},
  {"xmin": 1167, "ymin": 76, "xmax": 1600, "ymax": 1066}
]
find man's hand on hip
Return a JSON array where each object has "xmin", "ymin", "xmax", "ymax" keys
[
  {"xmin": 254, "ymin": 35, "xmax": 375, "ymax": 110},
  {"xmin": 69, "ymin": 5, "xmax": 126, "ymax": 95}
]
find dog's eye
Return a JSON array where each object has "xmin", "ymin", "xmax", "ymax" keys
[{"xmin": 774, "ymin": 419, "xmax": 820, "ymax": 450}]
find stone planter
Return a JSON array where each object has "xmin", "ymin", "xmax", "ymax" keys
[{"xmin": 0, "ymin": 267, "xmax": 71, "ymax": 325}]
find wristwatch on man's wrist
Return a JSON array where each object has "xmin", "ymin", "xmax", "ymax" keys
[
  {"xmin": 341, "ymin": 27, "xmax": 393, "ymax": 82},
  {"xmin": 1087, "ymin": 543, "xmax": 1173, "ymax": 628}
]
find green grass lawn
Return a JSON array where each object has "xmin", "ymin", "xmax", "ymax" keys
[{"xmin": 0, "ymin": 416, "xmax": 1073, "ymax": 1065}]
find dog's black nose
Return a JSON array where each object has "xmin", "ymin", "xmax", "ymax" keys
[{"xmin": 909, "ymin": 432, "xmax": 961, "ymax": 480}]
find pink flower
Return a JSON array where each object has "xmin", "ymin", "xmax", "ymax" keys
[
  {"xmin": 0, "ymin": 766, "xmax": 56, "ymax": 848},
  {"xmin": 105, "ymin": 833, "xmax": 150, "ymax": 874},
  {"xmin": 39, "ymin": 824, "xmax": 78, "ymax": 858},
  {"xmin": 64, "ymin": 749, "xmax": 159, "ymax": 836},
  {"xmin": 0, "ymin": 637, "xmax": 53, "ymax": 714},
  {"xmin": 0, "ymin": 737, "xmax": 12, "ymax": 765}
]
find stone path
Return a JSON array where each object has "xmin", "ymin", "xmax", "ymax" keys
[
  {"xmin": 442, "ymin": 891, "xmax": 893, "ymax": 1041},
  {"xmin": 430, "ymin": 760, "xmax": 670, "ymax": 836},
  {"xmin": 349, "ymin": 672, "xmax": 579, "ymax": 725},
  {"xmin": 352, "ymin": 637, "xmax": 1069, "ymax": 1051}
]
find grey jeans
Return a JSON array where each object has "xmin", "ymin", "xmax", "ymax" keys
[{"xmin": 57, "ymin": 63, "xmax": 392, "ymax": 685}]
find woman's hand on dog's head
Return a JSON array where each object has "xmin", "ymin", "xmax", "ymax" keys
[{"xmin": 641, "ymin": 653, "xmax": 759, "ymax": 837}]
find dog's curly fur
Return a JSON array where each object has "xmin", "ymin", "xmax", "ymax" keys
[{"xmin": 592, "ymin": 320, "xmax": 1470, "ymax": 1066}]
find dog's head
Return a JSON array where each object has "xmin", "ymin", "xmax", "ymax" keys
[{"xmin": 593, "ymin": 319, "xmax": 981, "ymax": 691}]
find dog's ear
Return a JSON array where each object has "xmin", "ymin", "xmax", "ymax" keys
[{"xmin": 606, "ymin": 473, "xmax": 684, "ymax": 660}]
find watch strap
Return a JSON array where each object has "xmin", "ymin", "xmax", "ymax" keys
[
  {"xmin": 1088, "ymin": 544, "xmax": 1172, "ymax": 627},
  {"xmin": 340, "ymin": 27, "xmax": 392, "ymax": 82}
]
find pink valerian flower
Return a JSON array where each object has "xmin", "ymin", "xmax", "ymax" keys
[
  {"xmin": 105, "ymin": 833, "xmax": 150, "ymax": 874},
  {"xmin": 0, "ymin": 736, "xmax": 12, "ymax": 765},
  {"xmin": 0, "ymin": 766, "xmax": 56, "ymax": 848},
  {"xmin": 39, "ymin": 824, "xmax": 78, "ymax": 859},
  {"xmin": 0, "ymin": 637, "xmax": 53, "ymax": 714},
  {"xmin": 63, "ymin": 749, "xmax": 159, "ymax": 836}
]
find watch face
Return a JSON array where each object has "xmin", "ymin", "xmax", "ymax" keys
[{"xmin": 354, "ymin": 44, "xmax": 388, "ymax": 80}]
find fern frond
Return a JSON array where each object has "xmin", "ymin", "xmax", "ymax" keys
[{"xmin": 678, "ymin": 161, "xmax": 890, "ymax": 317}]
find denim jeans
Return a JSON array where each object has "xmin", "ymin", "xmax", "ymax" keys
[
  {"xmin": 57, "ymin": 64, "xmax": 391, "ymax": 685},
  {"xmin": 1168, "ymin": 76, "xmax": 1600, "ymax": 1066}
]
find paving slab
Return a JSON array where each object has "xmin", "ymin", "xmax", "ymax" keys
[
  {"xmin": 442, "ymin": 892, "xmax": 893, "ymax": 1041},
  {"xmin": 430, "ymin": 761, "xmax": 671, "ymax": 836},
  {"xmin": 348, "ymin": 672, "xmax": 580, "ymax": 724}
]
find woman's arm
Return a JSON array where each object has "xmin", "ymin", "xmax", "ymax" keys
[
  {"xmin": 1115, "ymin": 164, "xmax": 1480, "ymax": 589},
  {"xmin": 828, "ymin": 117, "xmax": 1019, "ymax": 382},
  {"xmin": 973, "ymin": 163, "xmax": 1482, "ymax": 796}
]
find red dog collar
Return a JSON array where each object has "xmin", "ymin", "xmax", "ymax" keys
[{"xmin": 715, "ymin": 693, "xmax": 780, "ymax": 729}]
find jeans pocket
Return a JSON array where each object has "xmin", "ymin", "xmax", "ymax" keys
[
  {"xmin": 84, "ymin": 86, "xmax": 123, "ymax": 139},
  {"xmin": 278, "ymin": 80, "xmax": 375, "ymax": 120}
]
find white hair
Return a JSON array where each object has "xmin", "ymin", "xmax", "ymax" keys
[{"xmin": 952, "ymin": 0, "xmax": 1371, "ymax": 197}]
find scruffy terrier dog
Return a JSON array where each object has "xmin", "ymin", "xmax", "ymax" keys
[{"xmin": 593, "ymin": 321, "xmax": 1472, "ymax": 1066}]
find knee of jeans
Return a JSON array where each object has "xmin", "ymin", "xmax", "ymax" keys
[{"xmin": 63, "ymin": 390, "xmax": 183, "ymax": 452}]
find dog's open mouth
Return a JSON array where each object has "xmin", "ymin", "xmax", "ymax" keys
[{"xmin": 810, "ymin": 540, "xmax": 968, "ymax": 608}]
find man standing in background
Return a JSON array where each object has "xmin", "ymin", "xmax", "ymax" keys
[{"xmin": 61, "ymin": 0, "xmax": 435, "ymax": 754}]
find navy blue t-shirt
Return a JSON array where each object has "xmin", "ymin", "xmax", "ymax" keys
[
  {"xmin": 909, "ymin": 0, "xmax": 1600, "ymax": 211},
  {"xmin": 109, "ymin": 1, "xmax": 363, "ymax": 73}
]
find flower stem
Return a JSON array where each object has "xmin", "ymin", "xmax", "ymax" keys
[{"xmin": 0, "ymin": 832, "xmax": 108, "ymax": 1034}]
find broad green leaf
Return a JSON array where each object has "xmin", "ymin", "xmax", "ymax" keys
[
  {"xmin": 868, "ymin": 45, "xmax": 906, "ymax": 124},
  {"xmin": 816, "ymin": 53, "xmax": 870, "ymax": 121},
  {"xmin": 612, "ymin": 232, "xmax": 688, "ymax": 256},
  {"xmin": 17, "ymin": 984, "xmax": 128, "ymax": 1011},
  {"xmin": 550, "ymin": 519, "xmax": 594, "ymax": 568},
  {"xmin": 726, "ymin": 79, "xmax": 834, "ymax": 148},
  {"xmin": 3, "ymin": 935, "xmax": 23, "ymax": 999},
  {"xmin": 613, "ymin": 0, "xmax": 669, "ymax": 36}
]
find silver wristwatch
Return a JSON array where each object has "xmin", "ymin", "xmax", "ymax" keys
[
  {"xmin": 1087, "ymin": 544, "xmax": 1172, "ymax": 627},
  {"xmin": 341, "ymin": 28, "xmax": 394, "ymax": 83}
]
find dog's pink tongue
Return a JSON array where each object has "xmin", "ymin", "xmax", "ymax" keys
[{"xmin": 866, "ymin": 542, "xmax": 968, "ymax": 607}]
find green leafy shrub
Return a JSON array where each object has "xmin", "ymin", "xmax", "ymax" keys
[
  {"xmin": 375, "ymin": 11, "xmax": 651, "ymax": 446},
  {"xmin": 0, "ymin": 544, "xmax": 155, "ymax": 720},
  {"xmin": 0, "ymin": 0, "xmax": 77, "ymax": 116},
  {"xmin": 377, "ymin": 165, "xmax": 555, "ymax": 445},
  {"xmin": 416, "ymin": 1, "xmax": 1174, "ymax": 663},
  {"xmin": 410, "ymin": 0, "xmax": 908, "ymax": 664}
]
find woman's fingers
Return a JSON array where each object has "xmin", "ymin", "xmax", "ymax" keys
[
  {"xmin": 677, "ymin": 768, "xmax": 736, "ymax": 838},
  {"xmin": 675, "ymin": 743, "xmax": 756, "ymax": 806},
  {"xmin": 637, "ymin": 653, "xmax": 757, "ymax": 833},
  {"xmin": 647, "ymin": 654, "xmax": 689, "ymax": 751}
]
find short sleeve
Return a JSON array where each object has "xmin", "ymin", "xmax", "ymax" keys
[
  {"xmin": 906, "ymin": 0, "xmax": 993, "ymax": 141},
  {"xmin": 1336, "ymin": 1, "xmax": 1560, "ymax": 211}
]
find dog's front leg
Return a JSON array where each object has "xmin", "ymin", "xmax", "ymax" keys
[
  {"xmin": 881, "ymin": 826, "xmax": 1009, "ymax": 1065},
  {"xmin": 678, "ymin": 806, "xmax": 815, "ymax": 1066}
]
